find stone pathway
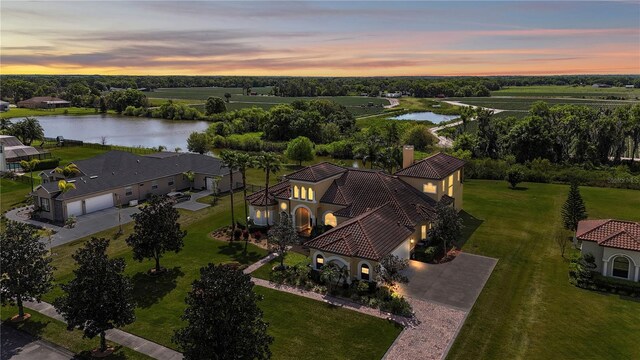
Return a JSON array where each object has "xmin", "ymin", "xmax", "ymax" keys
[{"xmin": 23, "ymin": 301, "xmax": 183, "ymax": 360}]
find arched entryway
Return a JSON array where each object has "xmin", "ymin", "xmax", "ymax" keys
[{"xmin": 294, "ymin": 206, "xmax": 311, "ymax": 232}]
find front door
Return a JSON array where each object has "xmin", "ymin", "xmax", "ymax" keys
[{"xmin": 295, "ymin": 207, "xmax": 310, "ymax": 231}]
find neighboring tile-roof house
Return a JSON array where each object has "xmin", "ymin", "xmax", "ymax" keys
[
  {"xmin": 304, "ymin": 204, "xmax": 414, "ymax": 261},
  {"xmin": 286, "ymin": 162, "xmax": 346, "ymax": 182},
  {"xmin": 577, "ymin": 219, "xmax": 640, "ymax": 252},
  {"xmin": 395, "ymin": 152, "xmax": 465, "ymax": 179},
  {"xmin": 39, "ymin": 150, "xmax": 230, "ymax": 200}
]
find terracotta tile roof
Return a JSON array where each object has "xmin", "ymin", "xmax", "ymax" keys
[
  {"xmin": 320, "ymin": 169, "xmax": 437, "ymax": 226},
  {"xmin": 577, "ymin": 219, "xmax": 640, "ymax": 251},
  {"xmin": 285, "ymin": 162, "xmax": 346, "ymax": 182},
  {"xmin": 246, "ymin": 180, "xmax": 290, "ymax": 206},
  {"xmin": 395, "ymin": 152, "xmax": 465, "ymax": 179},
  {"xmin": 304, "ymin": 204, "xmax": 414, "ymax": 261}
]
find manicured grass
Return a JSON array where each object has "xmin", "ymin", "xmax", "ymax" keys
[
  {"xmin": 491, "ymin": 85, "xmax": 640, "ymax": 99},
  {"xmin": 48, "ymin": 145, "xmax": 110, "ymax": 166},
  {"xmin": 448, "ymin": 180, "xmax": 640, "ymax": 359},
  {"xmin": 255, "ymin": 286, "xmax": 402, "ymax": 360},
  {"xmin": 0, "ymin": 178, "xmax": 32, "ymax": 213},
  {"xmin": 0, "ymin": 107, "xmax": 111, "ymax": 119},
  {"xmin": 2, "ymin": 306, "xmax": 152, "ymax": 360},
  {"xmin": 251, "ymin": 251, "xmax": 309, "ymax": 280}
]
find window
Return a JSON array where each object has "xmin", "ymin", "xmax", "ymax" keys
[
  {"xmin": 280, "ymin": 202, "xmax": 287, "ymax": 211},
  {"xmin": 324, "ymin": 212, "xmax": 337, "ymax": 227},
  {"xmin": 293, "ymin": 186, "xmax": 299, "ymax": 198},
  {"xmin": 316, "ymin": 255, "xmax": 324, "ymax": 269},
  {"xmin": 612, "ymin": 257, "xmax": 630, "ymax": 279},
  {"xmin": 421, "ymin": 225, "xmax": 427, "ymax": 240},
  {"xmin": 40, "ymin": 198, "xmax": 50, "ymax": 212},
  {"xmin": 301, "ymin": 186, "xmax": 307, "ymax": 200},
  {"xmin": 151, "ymin": 180, "xmax": 158, "ymax": 190},
  {"xmin": 422, "ymin": 183, "xmax": 436, "ymax": 194},
  {"xmin": 125, "ymin": 187, "xmax": 133, "ymax": 196},
  {"xmin": 441, "ymin": 180, "xmax": 445, "ymax": 192},
  {"xmin": 255, "ymin": 210, "xmax": 262, "ymax": 219},
  {"xmin": 457, "ymin": 170, "xmax": 461, "ymax": 182},
  {"xmin": 308, "ymin": 188, "xmax": 314, "ymax": 201},
  {"xmin": 447, "ymin": 175, "xmax": 454, "ymax": 197},
  {"xmin": 361, "ymin": 264, "xmax": 370, "ymax": 281},
  {"xmin": 168, "ymin": 178, "xmax": 174, "ymax": 186}
]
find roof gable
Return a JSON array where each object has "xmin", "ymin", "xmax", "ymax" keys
[
  {"xmin": 577, "ymin": 219, "xmax": 640, "ymax": 251},
  {"xmin": 286, "ymin": 162, "xmax": 346, "ymax": 182},
  {"xmin": 395, "ymin": 152, "xmax": 465, "ymax": 179}
]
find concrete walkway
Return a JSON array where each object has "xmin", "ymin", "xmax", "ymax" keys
[
  {"xmin": 1, "ymin": 324, "xmax": 74, "ymax": 360},
  {"xmin": 173, "ymin": 190, "xmax": 212, "ymax": 211},
  {"xmin": 23, "ymin": 301, "xmax": 183, "ymax": 360}
]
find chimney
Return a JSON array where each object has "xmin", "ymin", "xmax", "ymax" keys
[{"xmin": 402, "ymin": 145, "xmax": 414, "ymax": 169}]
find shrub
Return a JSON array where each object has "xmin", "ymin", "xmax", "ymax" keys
[
  {"xmin": 32, "ymin": 158, "xmax": 60, "ymax": 171},
  {"xmin": 379, "ymin": 295, "xmax": 413, "ymax": 317},
  {"xmin": 506, "ymin": 165, "xmax": 525, "ymax": 189},
  {"xmin": 233, "ymin": 228, "xmax": 242, "ymax": 241},
  {"xmin": 423, "ymin": 246, "xmax": 439, "ymax": 262}
]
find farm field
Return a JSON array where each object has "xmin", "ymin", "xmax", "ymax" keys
[
  {"xmin": 448, "ymin": 180, "xmax": 640, "ymax": 360},
  {"xmin": 448, "ymin": 96, "xmax": 638, "ymax": 111},
  {"xmin": 491, "ymin": 85, "xmax": 640, "ymax": 99}
]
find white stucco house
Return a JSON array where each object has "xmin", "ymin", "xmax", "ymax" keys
[{"xmin": 577, "ymin": 219, "xmax": 640, "ymax": 282}]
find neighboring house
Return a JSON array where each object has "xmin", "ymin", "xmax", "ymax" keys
[
  {"xmin": 385, "ymin": 92, "xmax": 402, "ymax": 98},
  {"xmin": 246, "ymin": 150, "xmax": 465, "ymax": 282},
  {"xmin": 591, "ymin": 83, "xmax": 612, "ymax": 88},
  {"xmin": 0, "ymin": 100, "xmax": 10, "ymax": 112},
  {"xmin": 33, "ymin": 150, "xmax": 239, "ymax": 222},
  {"xmin": 0, "ymin": 135, "xmax": 46, "ymax": 168},
  {"xmin": 577, "ymin": 219, "xmax": 640, "ymax": 282},
  {"xmin": 17, "ymin": 96, "xmax": 70, "ymax": 109}
]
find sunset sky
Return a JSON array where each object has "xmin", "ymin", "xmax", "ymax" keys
[{"xmin": 1, "ymin": 1, "xmax": 638, "ymax": 76}]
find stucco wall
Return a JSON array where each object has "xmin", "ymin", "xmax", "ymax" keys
[
  {"xmin": 581, "ymin": 240, "xmax": 640, "ymax": 281},
  {"xmin": 397, "ymin": 169, "xmax": 464, "ymax": 210},
  {"xmin": 310, "ymin": 250, "xmax": 379, "ymax": 282},
  {"xmin": 580, "ymin": 240, "xmax": 604, "ymax": 272}
]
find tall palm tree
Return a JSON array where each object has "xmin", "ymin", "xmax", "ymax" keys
[
  {"xmin": 54, "ymin": 164, "xmax": 81, "ymax": 178},
  {"xmin": 220, "ymin": 150, "xmax": 239, "ymax": 231},
  {"xmin": 20, "ymin": 159, "xmax": 41, "ymax": 192},
  {"xmin": 182, "ymin": 171, "xmax": 195, "ymax": 191},
  {"xmin": 58, "ymin": 179, "xmax": 76, "ymax": 193},
  {"xmin": 234, "ymin": 152, "xmax": 257, "ymax": 225},
  {"xmin": 257, "ymin": 152, "xmax": 281, "ymax": 226}
]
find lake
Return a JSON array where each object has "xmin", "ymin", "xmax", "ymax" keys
[
  {"xmin": 390, "ymin": 112, "xmax": 458, "ymax": 123},
  {"xmin": 31, "ymin": 115, "xmax": 210, "ymax": 150}
]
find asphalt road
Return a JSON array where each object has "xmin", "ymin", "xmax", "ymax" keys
[{"xmin": 1, "ymin": 324, "xmax": 74, "ymax": 360}]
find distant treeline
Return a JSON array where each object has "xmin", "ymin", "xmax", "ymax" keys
[{"xmin": 2, "ymin": 75, "xmax": 639, "ymax": 103}]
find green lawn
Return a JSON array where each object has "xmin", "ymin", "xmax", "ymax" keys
[
  {"xmin": 448, "ymin": 180, "xmax": 640, "ymax": 359},
  {"xmin": 1, "ymin": 107, "xmax": 110, "ymax": 119},
  {"xmin": 0, "ymin": 178, "xmax": 32, "ymax": 213},
  {"xmin": 2, "ymin": 306, "xmax": 152, "ymax": 360},
  {"xmin": 48, "ymin": 145, "xmax": 110, "ymax": 166},
  {"xmin": 252, "ymin": 251, "xmax": 309, "ymax": 280}
]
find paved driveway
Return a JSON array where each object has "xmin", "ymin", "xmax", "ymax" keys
[
  {"xmin": 398, "ymin": 253, "xmax": 497, "ymax": 311},
  {"xmin": 1, "ymin": 325, "xmax": 74, "ymax": 360}
]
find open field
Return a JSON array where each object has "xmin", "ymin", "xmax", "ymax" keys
[
  {"xmin": 448, "ymin": 96, "xmax": 638, "ymax": 111},
  {"xmin": 448, "ymin": 180, "xmax": 640, "ymax": 359},
  {"xmin": 491, "ymin": 85, "xmax": 640, "ymax": 99}
]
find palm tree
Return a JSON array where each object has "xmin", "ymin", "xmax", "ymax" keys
[
  {"xmin": 234, "ymin": 152, "xmax": 257, "ymax": 225},
  {"xmin": 356, "ymin": 133, "xmax": 382, "ymax": 169},
  {"xmin": 58, "ymin": 179, "xmax": 76, "ymax": 194},
  {"xmin": 220, "ymin": 150, "xmax": 239, "ymax": 231},
  {"xmin": 20, "ymin": 159, "xmax": 41, "ymax": 192},
  {"xmin": 257, "ymin": 152, "xmax": 281, "ymax": 226},
  {"xmin": 54, "ymin": 164, "xmax": 81, "ymax": 178},
  {"xmin": 182, "ymin": 171, "xmax": 195, "ymax": 191}
]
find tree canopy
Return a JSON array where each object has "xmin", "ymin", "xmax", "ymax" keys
[
  {"xmin": 285, "ymin": 136, "xmax": 315, "ymax": 165},
  {"xmin": 186, "ymin": 131, "xmax": 210, "ymax": 154},
  {"xmin": 562, "ymin": 182, "xmax": 588, "ymax": 232},
  {"xmin": 9, "ymin": 117, "xmax": 44, "ymax": 145},
  {"xmin": 205, "ymin": 96, "xmax": 227, "ymax": 115}
]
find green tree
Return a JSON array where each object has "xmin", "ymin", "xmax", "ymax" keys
[
  {"xmin": 126, "ymin": 196, "xmax": 186, "ymax": 274},
  {"xmin": 267, "ymin": 212, "xmax": 298, "ymax": 269},
  {"xmin": 220, "ymin": 150, "xmax": 239, "ymax": 232},
  {"xmin": 430, "ymin": 203, "xmax": 463, "ymax": 257},
  {"xmin": 20, "ymin": 158, "xmax": 40, "ymax": 192},
  {"xmin": 374, "ymin": 254, "xmax": 409, "ymax": 287},
  {"xmin": 98, "ymin": 96, "xmax": 108, "ymax": 113},
  {"xmin": 186, "ymin": 131, "xmax": 209, "ymax": 154},
  {"xmin": 205, "ymin": 96, "xmax": 226, "ymax": 115},
  {"xmin": 234, "ymin": 152, "xmax": 257, "ymax": 235},
  {"xmin": 628, "ymin": 104, "xmax": 640, "ymax": 160},
  {"xmin": 57, "ymin": 179, "xmax": 76, "ymax": 194},
  {"xmin": 224, "ymin": 92, "xmax": 231, "ymax": 103},
  {"xmin": 173, "ymin": 263, "xmax": 273, "ymax": 360},
  {"xmin": 320, "ymin": 262, "xmax": 349, "ymax": 293},
  {"xmin": 401, "ymin": 124, "xmax": 436, "ymax": 151},
  {"xmin": 505, "ymin": 165, "xmax": 525, "ymax": 189},
  {"xmin": 562, "ymin": 182, "xmax": 588, "ymax": 233},
  {"xmin": 257, "ymin": 152, "xmax": 281, "ymax": 225},
  {"xmin": 285, "ymin": 136, "xmax": 315, "ymax": 166},
  {"xmin": 106, "ymin": 89, "xmax": 148, "ymax": 114},
  {"xmin": 182, "ymin": 170, "xmax": 195, "ymax": 191},
  {"xmin": 0, "ymin": 221, "xmax": 55, "ymax": 320},
  {"xmin": 54, "ymin": 238, "xmax": 135, "ymax": 354},
  {"xmin": 54, "ymin": 164, "xmax": 81, "ymax": 178},
  {"xmin": 355, "ymin": 129, "xmax": 382, "ymax": 169},
  {"xmin": 10, "ymin": 117, "xmax": 44, "ymax": 146}
]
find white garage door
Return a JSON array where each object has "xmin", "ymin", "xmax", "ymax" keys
[
  {"xmin": 206, "ymin": 177, "xmax": 216, "ymax": 191},
  {"xmin": 84, "ymin": 193, "xmax": 114, "ymax": 214},
  {"xmin": 66, "ymin": 201, "xmax": 83, "ymax": 217}
]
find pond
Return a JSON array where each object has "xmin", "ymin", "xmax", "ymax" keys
[
  {"xmin": 29, "ymin": 115, "xmax": 210, "ymax": 150},
  {"xmin": 390, "ymin": 112, "xmax": 459, "ymax": 123}
]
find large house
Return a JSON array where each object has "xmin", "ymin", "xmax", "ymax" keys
[
  {"xmin": 246, "ymin": 149, "xmax": 465, "ymax": 282},
  {"xmin": 577, "ymin": 219, "xmax": 640, "ymax": 282},
  {"xmin": 33, "ymin": 151, "xmax": 238, "ymax": 222},
  {"xmin": 17, "ymin": 96, "xmax": 70, "ymax": 109}
]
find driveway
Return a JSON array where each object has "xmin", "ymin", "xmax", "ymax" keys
[
  {"xmin": 1, "ymin": 325, "xmax": 74, "ymax": 360},
  {"xmin": 399, "ymin": 253, "xmax": 497, "ymax": 311}
]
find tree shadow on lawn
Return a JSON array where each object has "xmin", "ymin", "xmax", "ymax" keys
[
  {"xmin": 131, "ymin": 267, "xmax": 184, "ymax": 309},
  {"xmin": 75, "ymin": 345, "xmax": 129, "ymax": 360},
  {"xmin": 2, "ymin": 317, "xmax": 49, "ymax": 339},
  {"xmin": 456, "ymin": 210, "xmax": 484, "ymax": 249},
  {"xmin": 217, "ymin": 242, "xmax": 265, "ymax": 264},
  {"xmin": 509, "ymin": 186, "xmax": 528, "ymax": 191}
]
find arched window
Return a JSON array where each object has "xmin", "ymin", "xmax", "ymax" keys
[
  {"xmin": 612, "ymin": 256, "xmax": 630, "ymax": 278},
  {"xmin": 293, "ymin": 186, "xmax": 299, "ymax": 198},
  {"xmin": 308, "ymin": 188, "xmax": 314, "ymax": 201},
  {"xmin": 315, "ymin": 254, "xmax": 324, "ymax": 269},
  {"xmin": 255, "ymin": 210, "xmax": 262, "ymax": 219},
  {"xmin": 361, "ymin": 264, "xmax": 370, "ymax": 281},
  {"xmin": 324, "ymin": 212, "xmax": 337, "ymax": 227},
  {"xmin": 301, "ymin": 186, "xmax": 307, "ymax": 200}
]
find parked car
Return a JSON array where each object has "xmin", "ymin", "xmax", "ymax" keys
[{"xmin": 166, "ymin": 191, "xmax": 191, "ymax": 203}]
